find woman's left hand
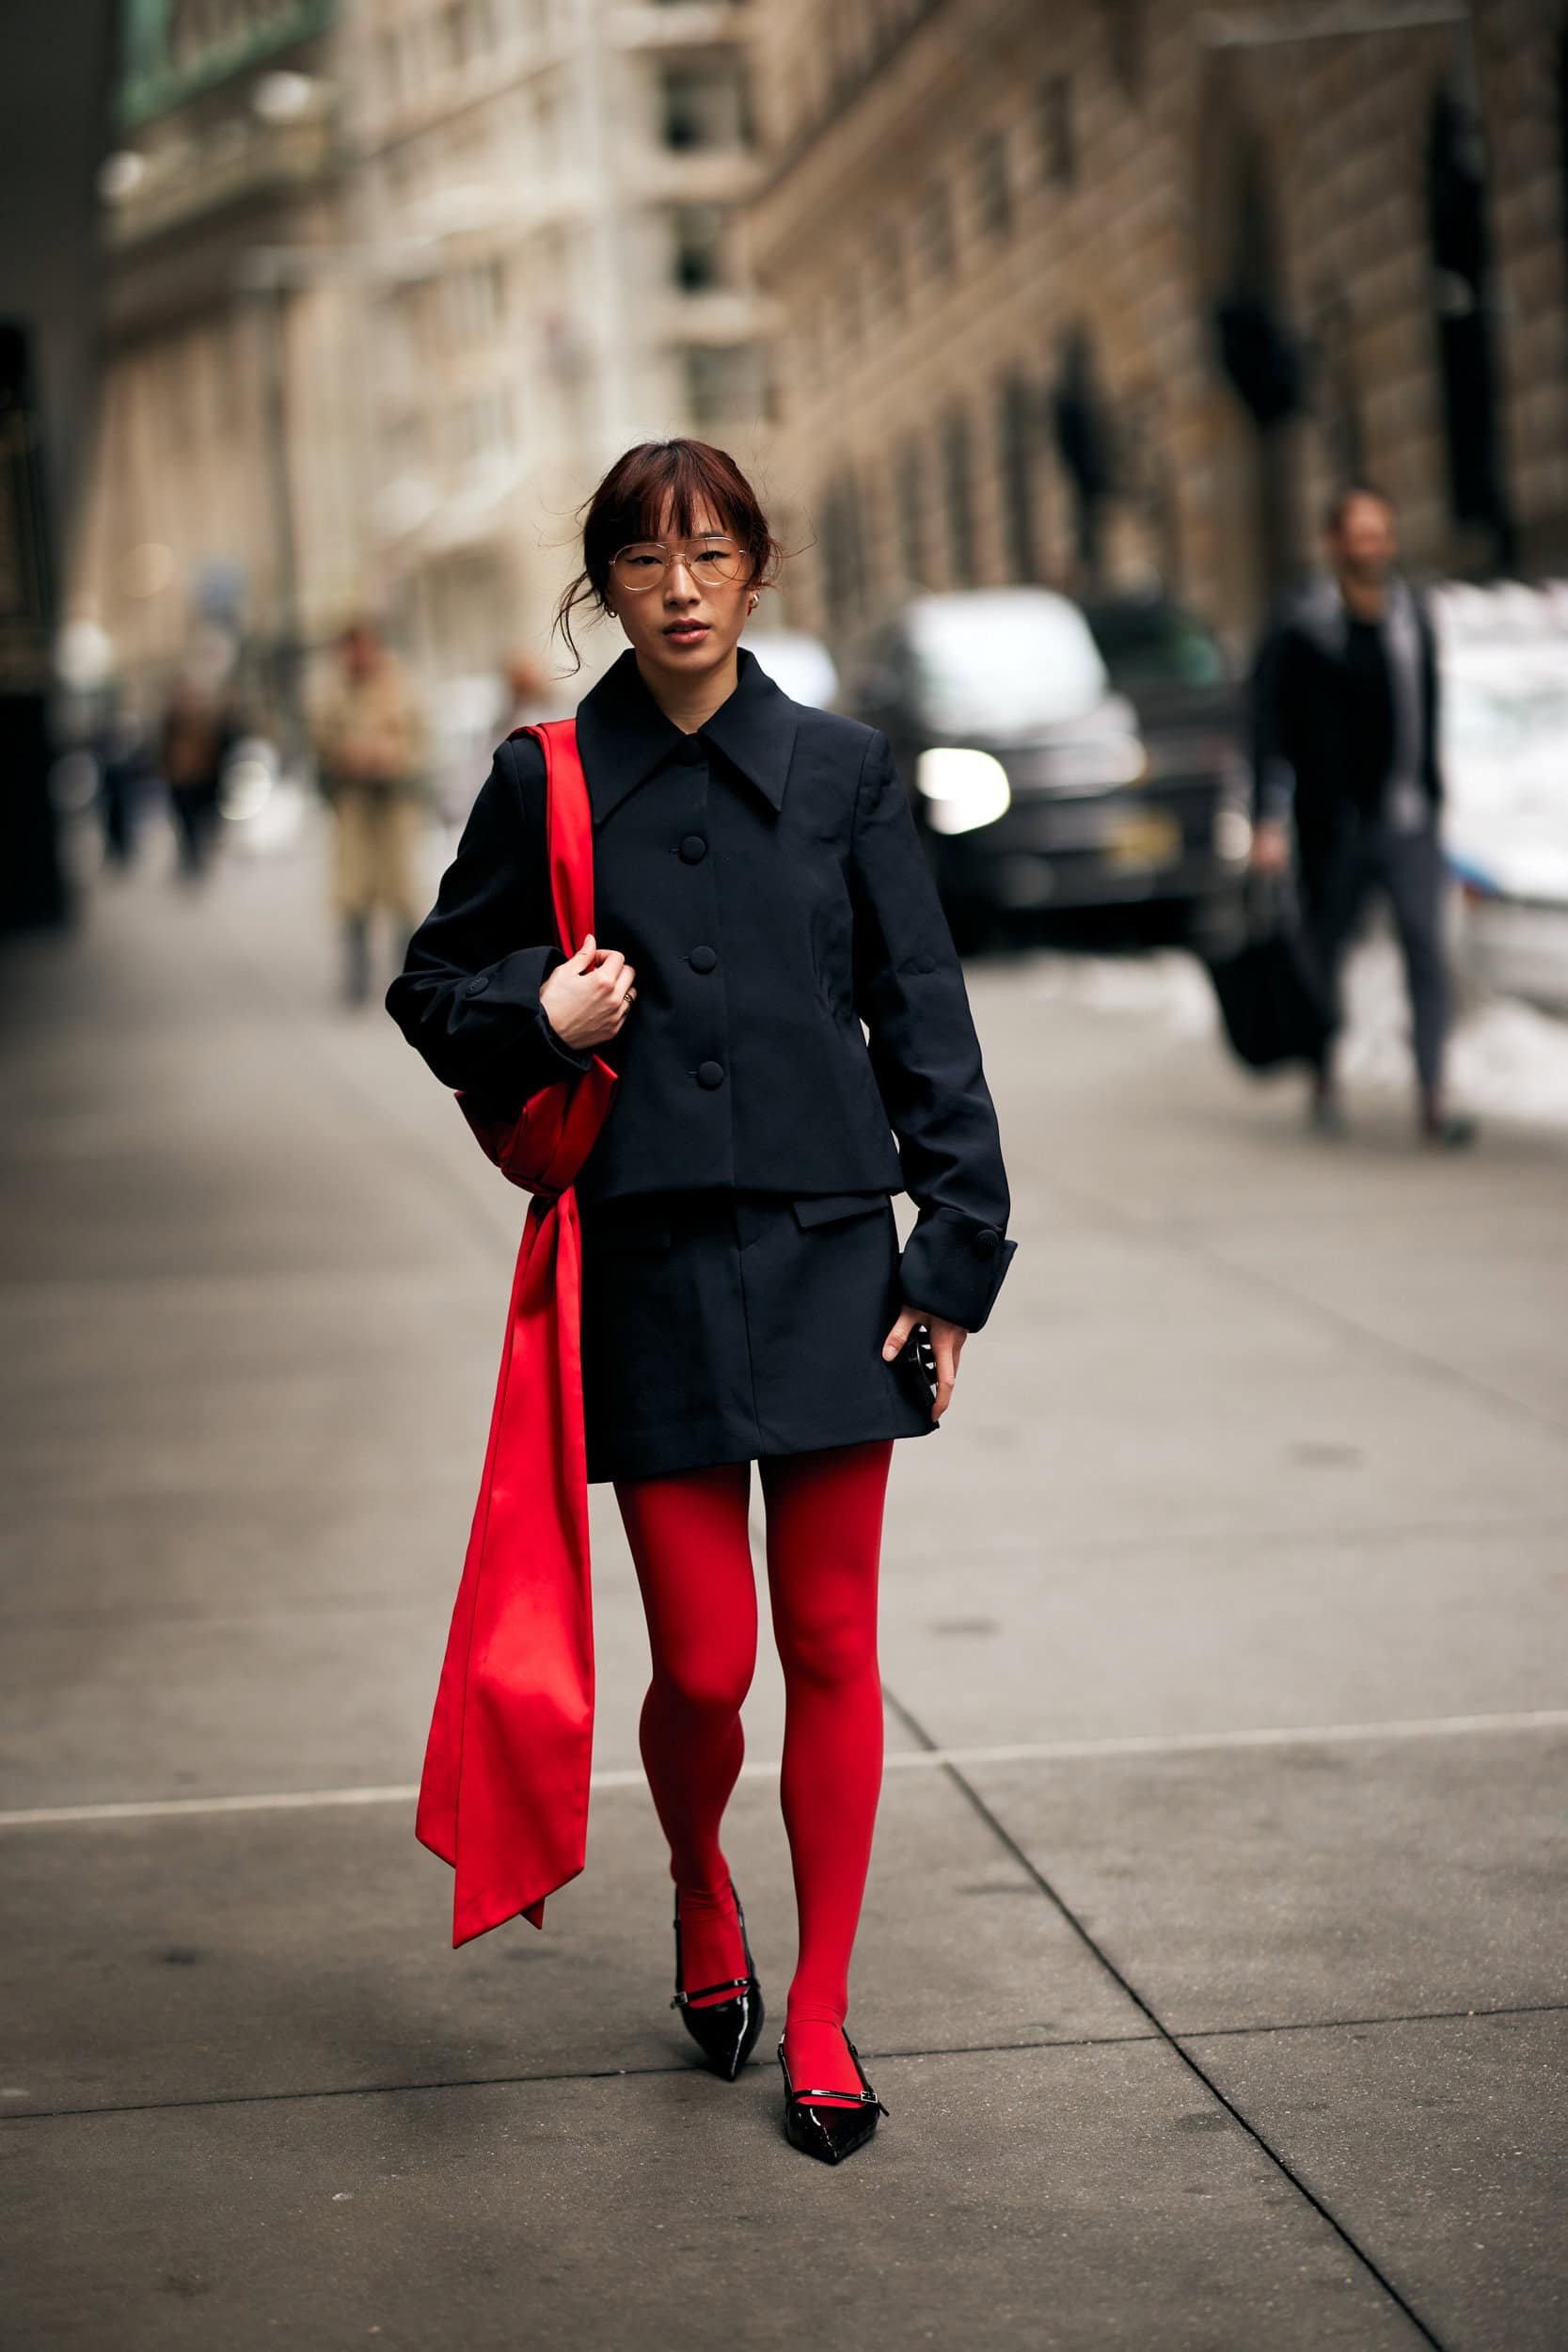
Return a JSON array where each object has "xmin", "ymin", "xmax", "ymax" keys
[{"xmin": 881, "ymin": 1305, "xmax": 968, "ymax": 1420}]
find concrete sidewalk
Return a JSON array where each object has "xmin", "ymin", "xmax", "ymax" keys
[{"xmin": 3, "ymin": 825, "xmax": 1564, "ymax": 2351}]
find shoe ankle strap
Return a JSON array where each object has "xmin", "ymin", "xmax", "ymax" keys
[{"xmin": 672, "ymin": 1975, "xmax": 753, "ymax": 2009}]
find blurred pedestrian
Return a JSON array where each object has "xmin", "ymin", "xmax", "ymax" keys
[
  {"xmin": 388, "ymin": 437, "xmax": 1017, "ymax": 2166},
  {"xmin": 95, "ymin": 696, "xmax": 151, "ymax": 870},
  {"xmin": 159, "ymin": 673, "xmax": 237, "ymax": 882},
  {"xmin": 312, "ymin": 619, "xmax": 431, "ymax": 1005},
  {"xmin": 499, "ymin": 647, "xmax": 551, "ymax": 735},
  {"xmin": 1250, "ymin": 485, "xmax": 1474, "ymax": 1144}
]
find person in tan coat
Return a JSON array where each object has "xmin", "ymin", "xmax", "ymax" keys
[{"xmin": 313, "ymin": 619, "xmax": 431, "ymax": 1003}]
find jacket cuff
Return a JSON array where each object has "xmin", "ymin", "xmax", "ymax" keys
[
  {"xmin": 898, "ymin": 1206, "xmax": 1018, "ymax": 1332},
  {"xmin": 456, "ymin": 944, "xmax": 593, "ymax": 1093},
  {"xmin": 535, "ymin": 1009, "xmax": 593, "ymax": 1074}
]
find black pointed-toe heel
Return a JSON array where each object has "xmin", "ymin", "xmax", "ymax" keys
[
  {"xmin": 671, "ymin": 1883, "xmax": 765, "ymax": 2081},
  {"xmin": 777, "ymin": 2035, "xmax": 889, "ymax": 2166}
]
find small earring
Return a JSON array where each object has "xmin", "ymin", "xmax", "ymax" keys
[{"xmin": 748, "ymin": 595, "xmax": 758, "ymax": 612}]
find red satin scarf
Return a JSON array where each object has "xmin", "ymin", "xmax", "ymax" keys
[{"xmin": 415, "ymin": 722, "xmax": 618, "ymax": 1945}]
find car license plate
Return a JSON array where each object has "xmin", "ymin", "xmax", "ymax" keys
[{"xmin": 1106, "ymin": 807, "xmax": 1182, "ymax": 869}]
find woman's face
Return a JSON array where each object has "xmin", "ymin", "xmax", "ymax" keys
[{"xmin": 604, "ymin": 496, "xmax": 755, "ymax": 693}]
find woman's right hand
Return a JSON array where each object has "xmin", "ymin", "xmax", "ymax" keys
[{"xmin": 538, "ymin": 933, "xmax": 638, "ymax": 1051}]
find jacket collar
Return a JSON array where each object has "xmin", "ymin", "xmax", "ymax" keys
[
  {"xmin": 1291, "ymin": 567, "xmax": 1418, "ymax": 659},
  {"xmin": 575, "ymin": 646, "xmax": 797, "ymax": 825}
]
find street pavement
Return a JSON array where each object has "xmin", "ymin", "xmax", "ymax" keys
[{"xmin": 3, "ymin": 817, "xmax": 1565, "ymax": 2352}]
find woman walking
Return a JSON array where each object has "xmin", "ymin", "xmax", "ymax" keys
[{"xmin": 387, "ymin": 439, "xmax": 1015, "ymax": 2164}]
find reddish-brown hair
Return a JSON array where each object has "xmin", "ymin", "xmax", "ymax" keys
[{"xmin": 553, "ymin": 437, "xmax": 783, "ymax": 665}]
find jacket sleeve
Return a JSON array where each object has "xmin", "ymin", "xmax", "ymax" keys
[
  {"xmin": 1418, "ymin": 596, "xmax": 1444, "ymax": 805},
  {"xmin": 849, "ymin": 728, "xmax": 1017, "ymax": 1331},
  {"xmin": 384, "ymin": 737, "xmax": 593, "ymax": 1105},
  {"xmin": 1248, "ymin": 615, "xmax": 1299, "ymax": 823}
]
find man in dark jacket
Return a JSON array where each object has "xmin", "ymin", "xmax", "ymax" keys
[{"xmin": 1250, "ymin": 485, "xmax": 1473, "ymax": 1144}]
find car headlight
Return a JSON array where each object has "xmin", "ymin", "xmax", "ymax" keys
[
  {"xmin": 915, "ymin": 747, "xmax": 1012, "ymax": 835},
  {"xmin": 1044, "ymin": 732, "xmax": 1148, "ymax": 790}
]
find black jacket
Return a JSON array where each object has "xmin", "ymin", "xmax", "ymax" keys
[
  {"xmin": 1250, "ymin": 573, "xmax": 1442, "ymax": 854},
  {"xmin": 387, "ymin": 647, "xmax": 1016, "ymax": 1331}
]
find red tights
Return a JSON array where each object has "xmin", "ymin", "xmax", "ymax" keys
[{"xmin": 614, "ymin": 1438, "xmax": 892, "ymax": 2106}]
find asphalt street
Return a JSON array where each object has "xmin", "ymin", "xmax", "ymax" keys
[{"xmin": 3, "ymin": 818, "xmax": 1565, "ymax": 2351}]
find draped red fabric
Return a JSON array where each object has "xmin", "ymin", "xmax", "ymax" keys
[{"xmin": 414, "ymin": 722, "xmax": 618, "ymax": 1946}]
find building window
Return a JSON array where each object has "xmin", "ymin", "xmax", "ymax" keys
[
  {"xmin": 941, "ymin": 409, "xmax": 975, "ymax": 585},
  {"xmin": 819, "ymin": 470, "xmax": 867, "ymax": 630},
  {"xmin": 895, "ymin": 438, "xmax": 926, "ymax": 584},
  {"xmin": 1053, "ymin": 324, "xmax": 1116, "ymax": 580},
  {"xmin": 161, "ymin": 335, "xmax": 194, "ymax": 453},
  {"xmin": 1104, "ymin": 0, "xmax": 1148, "ymax": 100},
  {"xmin": 1038, "ymin": 75, "xmax": 1074, "ymax": 188},
  {"xmin": 873, "ymin": 224, "xmax": 905, "ymax": 318},
  {"xmin": 917, "ymin": 177, "xmax": 955, "ymax": 278},
  {"xmin": 672, "ymin": 205, "xmax": 728, "ymax": 291},
  {"xmin": 531, "ymin": 84, "xmax": 560, "ymax": 173},
  {"xmin": 974, "ymin": 129, "xmax": 1012, "ymax": 243},
  {"xmin": 1427, "ymin": 85, "xmax": 1513, "ymax": 563},
  {"xmin": 445, "ymin": 259, "xmax": 507, "ymax": 341},
  {"xmin": 684, "ymin": 343, "xmax": 762, "ymax": 428},
  {"xmin": 829, "ymin": 8, "xmax": 863, "ymax": 98},
  {"xmin": 440, "ymin": 1, "xmax": 485, "ymax": 71},
  {"xmin": 839, "ymin": 264, "xmax": 863, "ymax": 350},
  {"xmin": 661, "ymin": 61, "xmax": 752, "ymax": 151},
  {"xmin": 995, "ymin": 371, "xmax": 1039, "ymax": 580}
]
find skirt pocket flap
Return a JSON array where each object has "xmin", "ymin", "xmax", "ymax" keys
[{"xmin": 790, "ymin": 1191, "xmax": 890, "ymax": 1231}]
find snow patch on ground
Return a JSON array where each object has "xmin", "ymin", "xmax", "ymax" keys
[
  {"xmin": 1022, "ymin": 936, "xmax": 1568, "ymax": 1130},
  {"xmin": 1020, "ymin": 947, "xmax": 1218, "ymax": 1034}
]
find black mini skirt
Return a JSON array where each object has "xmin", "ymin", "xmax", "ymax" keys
[{"xmin": 577, "ymin": 1188, "xmax": 938, "ymax": 1485}]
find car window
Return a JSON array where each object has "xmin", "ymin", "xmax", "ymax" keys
[
  {"xmin": 900, "ymin": 592, "xmax": 1109, "ymax": 736},
  {"xmin": 1084, "ymin": 602, "xmax": 1227, "ymax": 689}
]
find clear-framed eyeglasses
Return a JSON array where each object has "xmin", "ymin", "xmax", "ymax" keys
[{"xmin": 609, "ymin": 539, "xmax": 749, "ymax": 592}]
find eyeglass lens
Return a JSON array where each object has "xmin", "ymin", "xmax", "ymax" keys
[{"xmin": 610, "ymin": 542, "xmax": 745, "ymax": 588}]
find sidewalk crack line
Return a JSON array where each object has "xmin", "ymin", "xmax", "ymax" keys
[{"xmin": 880, "ymin": 1681, "xmax": 1451, "ymax": 2352}]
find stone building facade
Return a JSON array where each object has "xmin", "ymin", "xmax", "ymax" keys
[
  {"xmin": 745, "ymin": 0, "xmax": 1568, "ymax": 651},
  {"xmin": 72, "ymin": 0, "xmax": 356, "ymax": 726},
  {"xmin": 352, "ymin": 0, "xmax": 772, "ymax": 686},
  {"xmin": 72, "ymin": 0, "xmax": 773, "ymax": 730}
]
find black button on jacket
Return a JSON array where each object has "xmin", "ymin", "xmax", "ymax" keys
[{"xmin": 387, "ymin": 648, "xmax": 1017, "ymax": 1330}]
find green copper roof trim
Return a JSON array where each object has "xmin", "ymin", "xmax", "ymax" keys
[{"xmin": 118, "ymin": 0, "xmax": 339, "ymax": 131}]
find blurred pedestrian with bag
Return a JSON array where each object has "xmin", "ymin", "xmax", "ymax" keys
[
  {"xmin": 159, "ymin": 672, "xmax": 238, "ymax": 882},
  {"xmin": 312, "ymin": 618, "xmax": 431, "ymax": 1004},
  {"xmin": 1250, "ymin": 485, "xmax": 1474, "ymax": 1145}
]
